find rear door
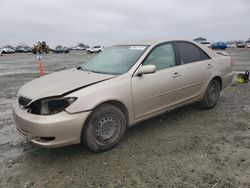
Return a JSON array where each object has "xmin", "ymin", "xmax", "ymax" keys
[{"xmin": 172, "ymin": 41, "xmax": 214, "ymax": 102}]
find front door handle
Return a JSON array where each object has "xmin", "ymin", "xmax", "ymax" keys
[
  {"xmin": 207, "ymin": 64, "xmax": 213, "ymax": 68},
  {"xmin": 172, "ymin": 72, "xmax": 181, "ymax": 78}
]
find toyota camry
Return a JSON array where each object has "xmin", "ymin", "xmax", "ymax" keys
[{"xmin": 12, "ymin": 39, "xmax": 233, "ymax": 152}]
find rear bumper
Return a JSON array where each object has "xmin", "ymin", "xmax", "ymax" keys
[
  {"xmin": 12, "ymin": 99, "xmax": 91, "ymax": 148},
  {"xmin": 222, "ymin": 72, "xmax": 234, "ymax": 89}
]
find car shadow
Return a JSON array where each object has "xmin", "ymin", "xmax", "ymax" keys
[{"xmin": 124, "ymin": 102, "xmax": 201, "ymax": 136}]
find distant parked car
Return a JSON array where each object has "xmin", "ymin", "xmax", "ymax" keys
[
  {"xmin": 53, "ymin": 46, "xmax": 70, "ymax": 53},
  {"xmin": 227, "ymin": 44, "xmax": 237, "ymax": 48},
  {"xmin": 211, "ymin": 42, "xmax": 227, "ymax": 50},
  {"xmin": 87, "ymin": 46, "xmax": 104, "ymax": 53},
  {"xmin": 245, "ymin": 41, "xmax": 250, "ymax": 48},
  {"xmin": 15, "ymin": 46, "xmax": 30, "ymax": 53},
  {"xmin": 236, "ymin": 42, "xmax": 246, "ymax": 48},
  {"xmin": 1, "ymin": 47, "xmax": 15, "ymax": 54},
  {"xmin": 74, "ymin": 46, "xmax": 87, "ymax": 50},
  {"xmin": 200, "ymin": 41, "xmax": 211, "ymax": 48}
]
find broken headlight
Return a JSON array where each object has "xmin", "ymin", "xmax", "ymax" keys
[{"xmin": 33, "ymin": 97, "xmax": 77, "ymax": 115}]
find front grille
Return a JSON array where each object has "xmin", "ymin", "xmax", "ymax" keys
[{"xmin": 18, "ymin": 96, "xmax": 32, "ymax": 107}]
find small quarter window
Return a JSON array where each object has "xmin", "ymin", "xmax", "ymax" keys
[{"xmin": 200, "ymin": 49, "xmax": 210, "ymax": 60}]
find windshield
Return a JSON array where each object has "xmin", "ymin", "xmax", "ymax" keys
[{"xmin": 81, "ymin": 45, "xmax": 148, "ymax": 75}]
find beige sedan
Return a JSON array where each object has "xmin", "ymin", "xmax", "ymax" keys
[{"xmin": 12, "ymin": 40, "xmax": 233, "ymax": 152}]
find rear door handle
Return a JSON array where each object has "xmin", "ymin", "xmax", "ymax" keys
[
  {"xmin": 172, "ymin": 72, "xmax": 181, "ymax": 78},
  {"xmin": 207, "ymin": 64, "xmax": 213, "ymax": 68}
]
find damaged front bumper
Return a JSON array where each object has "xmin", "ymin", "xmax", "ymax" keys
[{"xmin": 12, "ymin": 99, "xmax": 91, "ymax": 148}]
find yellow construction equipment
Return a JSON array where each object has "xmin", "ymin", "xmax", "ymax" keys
[{"xmin": 32, "ymin": 41, "xmax": 50, "ymax": 54}]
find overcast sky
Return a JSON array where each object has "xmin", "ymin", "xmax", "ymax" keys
[{"xmin": 1, "ymin": 0, "xmax": 250, "ymax": 47}]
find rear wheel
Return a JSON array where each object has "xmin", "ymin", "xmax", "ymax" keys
[
  {"xmin": 82, "ymin": 104, "xmax": 126, "ymax": 152},
  {"xmin": 200, "ymin": 79, "xmax": 221, "ymax": 109}
]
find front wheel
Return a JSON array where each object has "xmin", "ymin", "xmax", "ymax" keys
[
  {"xmin": 200, "ymin": 79, "xmax": 221, "ymax": 109},
  {"xmin": 82, "ymin": 105, "xmax": 126, "ymax": 152}
]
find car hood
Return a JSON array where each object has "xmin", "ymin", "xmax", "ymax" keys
[{"xmin": 18, "ymin": 68, "xmax": 115, "ymax": 101}]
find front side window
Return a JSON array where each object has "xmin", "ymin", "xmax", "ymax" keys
[
  {"xmin": 81, "ymin": 45, "xmax": 148, "ymax": 75},
  {"xmin": 143, "ymin": 43, "xmax": 176, "ymax": 70}
]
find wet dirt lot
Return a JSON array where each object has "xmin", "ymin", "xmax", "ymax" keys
[{"xmin": 0, "ymin": 49, "xmax": 250, "ymax": 188}]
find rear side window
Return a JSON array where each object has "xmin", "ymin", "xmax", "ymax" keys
[{"xmin": 175, "ymin": 42, "xmax": 210, "ymax": 64}]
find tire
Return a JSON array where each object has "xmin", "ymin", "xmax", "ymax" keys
[
  {"xmin": 82, "ymin": 104, "xmax": 126, "ymax": 152},
  {"xmin": 98, "ymin": 50, "xmax": 101, "ymax": 53},
  {"xmin": 200, "ymin": 79, "xmax": 221, "ymax": 109}
]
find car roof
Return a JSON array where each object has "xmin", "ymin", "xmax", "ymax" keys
[
  {"xmin": 116, "ymin": 38, "xmax": 203, "ymax": 46},
  {"xmin": 116, "ymin": 39, "xmax": 220, "ymax": 58},
  {"xmin": 116, "ymin": 39, "xmax": 166, "ymax": 46}
]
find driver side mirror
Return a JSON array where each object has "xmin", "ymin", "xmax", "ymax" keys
[{"xmin": 135, "ymin": 65, "xmax": 156, "ymax": 76}]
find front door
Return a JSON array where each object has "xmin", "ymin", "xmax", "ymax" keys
[{"xmin": 132, "ymin": 43, "xmax": 182, "ymax": 119}]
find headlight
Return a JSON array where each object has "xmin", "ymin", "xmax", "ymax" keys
[{"xmin": 39, "ymin": 97, "xmax": 77, "ymax": 115}]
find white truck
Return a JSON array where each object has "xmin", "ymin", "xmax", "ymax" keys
[{"xmin": 87, "ymin": 46, "xmax": 104, "ymax": 53}]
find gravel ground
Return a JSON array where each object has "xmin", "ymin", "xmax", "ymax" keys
[{"xmin": 0, "ymin": 48, "xmax": 249, "ymax": 188}]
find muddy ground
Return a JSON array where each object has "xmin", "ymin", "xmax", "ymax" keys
[{"xmin": 0, "ymin": 49, "xmax": 249, "ymax": 188}]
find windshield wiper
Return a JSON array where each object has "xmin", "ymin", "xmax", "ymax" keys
[
  {"xmin": 76, "ymin": 67, "xmax": 92, "ymax": 72},
  {"xmin": 76, "ymin": 66, "xmax": 83, "ymax": 70},
  {"xmin": 90, "ymin": 70, "xmax": 113, "ymax": 75},
  {"xmin": 76, "ymin": 67, "xmax": 120, "ymax": 75}
]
